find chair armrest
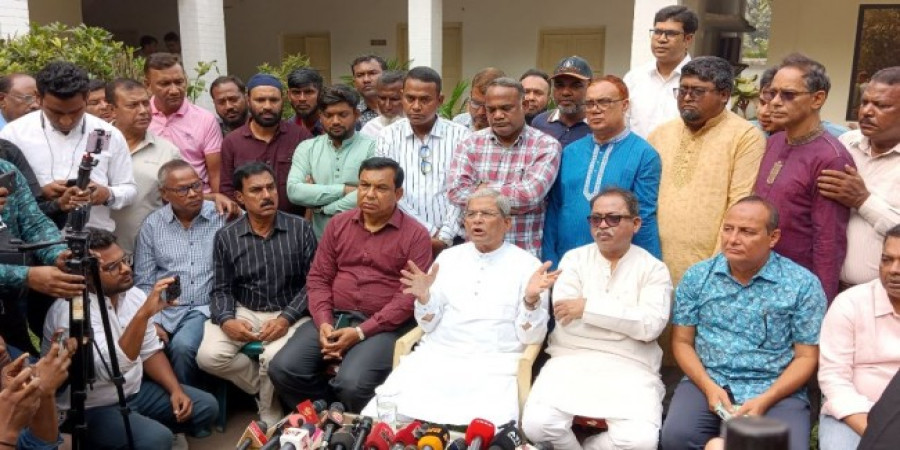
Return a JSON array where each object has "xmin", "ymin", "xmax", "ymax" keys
[
  {"xmin": 393, "ymin": 327, "xmax": 424, "ymax": 368},
  {"xmin": 517, "ymin": 343, "xmax": 542, "ymax": 412}
]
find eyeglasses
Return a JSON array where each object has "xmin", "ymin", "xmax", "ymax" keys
[
  {"xmin": 584, "ymin": 98, "xmax": 624, "ymax": 111},
  {"xmin": 419, "ymin": 144, "xmax": 432, "ymax": 175},
  {"xmin": 164, "ymin": 181, "xmax": 203, "ymax": 197},
  {"xmin": 468, "ymin": 98, "xmax": 485, "ymax": 110},
  {"xmin": 101, "ymin": 253, "xmax": 133, "ymax": 273},
  {"xmin": 760, "ymin": 89, "xmax": 813, "ymax": 103},
  {"xmin": 586, "ymin": 213, "xmax": 633, "ymax": 227},
  {"xmin": 8, "ymin": 93, "xmax": 37, "ymax": 104},
  {"xmin": 650, "ymin": 28, "xmax": 684, "ymax": 39},
  {"xmin": 673, "ymin": 87, "xmax": 716, "ymax": 99},
  {"xmin": 464, "ymin": 210, "xmax": 502, "ymax": 219}
]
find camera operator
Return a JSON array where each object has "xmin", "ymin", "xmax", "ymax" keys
[
  {"xmin": 0, "ymin": 160, "xmax": 86, "ymax": 353},
  {"xmin": 42, "ymin": 228, "xmax": 217, "ymax": 450}
]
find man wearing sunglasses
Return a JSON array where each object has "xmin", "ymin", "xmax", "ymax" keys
[
  {"xmin": 753, "ymin": 54, "xmax": 854, "ymax": 303},
  {"xmin": 524, "ymin": 188, "xmax": 671, "ymax": 450},
  {"xmin": 133, "ymin": 160, "xmax": 228, "ymax": 388},
  {"xmin": 0, "ymin": 74, "xmax": 40, "ymax": 131},
  {"xmin": 624, "ymin": 5, "xmax": 698, "ymax": 139},
  {"xmin": 377, "ymin": 67, "xmax": 471, "ymax": 256}
]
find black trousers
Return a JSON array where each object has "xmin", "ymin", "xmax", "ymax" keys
[
  {"xmin": 858, "ymin": 368, "xmax": 900, "ymax": 450},
  {"xmin": 268, "ymin": 319, "xmax": 404, "ymax": 413}
]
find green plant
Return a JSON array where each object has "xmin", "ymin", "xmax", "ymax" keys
[
  {"xmin": 185, "ymin": 60, "xmax": 218, "ymax": 103},
  {"xmin": 731, "ymin": 74, "xmax": 760, "ymax": 119},
  {"xmin": 257, "ymin": 52, "xmax": 312, "ymax": 117},
  {"xmin": 439, "ymin": 80, "xmax": 469, "ymax": 119},
  {"xmin": 0, "ymin": 22, "xmax": 144, "ymax": 80}
]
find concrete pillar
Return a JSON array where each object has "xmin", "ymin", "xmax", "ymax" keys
[
  {"xmin": 0, "ymin": 0, "xmax": 29, "ymax": 38},
  {"xmin": 178, "ymin": 0, "xmax": 228, "ymax": 111},
  {"xmin": 630, "ymin": 0, "xmax": 684, "ymax": 70},
  {"xmin": 408, "ymin": 0, "xmax": 442, "ymax": 75}
]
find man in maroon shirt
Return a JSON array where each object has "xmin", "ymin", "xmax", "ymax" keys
[
  {"xmin": 269, "ymin": 157, "xmax": 432, "ymax": 412},
  {"xmin": 219, "ymin": 73, "xmax": 311, "ymax": 216}
]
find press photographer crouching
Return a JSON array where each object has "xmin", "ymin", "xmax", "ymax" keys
[{"xmin": 42, "ymin": 227, "xmax": 217, "ymax": 450}]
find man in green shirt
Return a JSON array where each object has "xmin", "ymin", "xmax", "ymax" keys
[{"xmin": 287, "ymin": 85, "xmax": 376, "ymax": 238}]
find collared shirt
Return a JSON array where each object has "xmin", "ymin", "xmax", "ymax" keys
[
  {"xmin": 819, "ymin": 279, "xmax": 900, "ymax": 420},
  {"xmin": 751, "ymin": 120, "xmax": 850, "ymax": 139},
  {"xmin": 219, "ymin": 121, "xmax": 312, "ymax": 215},
  {"xmin": 377, "ymin": 117, "xmax": 471, "ymax": 243},
  {"xmin": 674, "ymin": 252, "xmax": 826, "ymax": 404},
  {"xmin": 307, "ymin": 207, "xmax": 432, "ymax": 337},
  {"xmin": 0, "ymin": 111, "xmax": 138, "ymax": 231},
  {"xmin": 452, "ymin": 112, "xmax": 475, "ymax": 132},
  {"xmin": 293, "ymin": 115, "xmax": 325, "ymax": 137},
  {"xmin": 134, "ymin": 201, "xmax": 226, "ymax": 332},
  {"xmin": 43, "ymin": 288, "xmax": 163, "ymax": 409},
  {"xmin": 0, "ymin": 160, "xmax": 65, "ymax": 290},
  {"xmin": 623, "ymin": 54, "xmax": 691, "ymax": 138},
  {"xmin": 838, "ymin": 130, "xmax": 900, "ymax": 285},
  {"xmin": 543, "ymin": 130, "xmax": 662, "ymax": 268},
  {"xmin": 149, "ymin": 98, "xmax": 222, "ymax": 193},
  {"xmin": 210, "ymin": 212, "xmax": 317, "ymax": 325},
  {"xmin": 447, "ymin": 126, "xmax": 561, "ymax": 256},
  {"xmin": 530, "ymin": 109, "xmax": 591, "ymax": 149},
  {"xmin": 649, "ymin": 110, "xmax": 766, "ymax": 283},
  {"xmin": 360, "ymin": 114, "xmax": 403, "ymax": 138},
  {"xmin": 754, "ymin": 132, "xmax": 853, "ymax": 302},
  {"xmin": 357, "ymin": 98, "xmax": 379, "ymax": 128},
  {"xmin": 287, "ymin": 132, "xmax": 376, "ymax": 238},
  {"xmin": 110, "ymin": 132, "xmax": 182, "ymax": 253}
]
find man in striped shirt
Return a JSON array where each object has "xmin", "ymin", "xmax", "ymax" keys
[
  {"xmin": 448, "ymin": 78, "xmax": 562, "ymax": 257},
  {"xmin": 377, "ymin": 66, "xmax": 471, "ymax": 256},
  {"xmin": 197, "ymin": 161, "xmax": 317, "ymax": 425}
]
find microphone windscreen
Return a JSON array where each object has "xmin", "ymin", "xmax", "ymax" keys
[
  {"xmin": 393, "ymin": 421, "xmax": 422, "ymax": 446},
  {"xmin": 365, "ymin": 422, "xmax": 395, "ymax": 450},
  {"xmin": 418, "ymin": 426, "xmax": 450, "ymax": 450},
  {"xmin": 465, "ymin": 418, "xmax": 495, "ymax": 447},
  {"xmin": 331, "ymin": 431, "xmax": 356, "ymax": 450},
  {"xmin": 487, "ymin": 423, "xmax": 521, "ymax": 450}
]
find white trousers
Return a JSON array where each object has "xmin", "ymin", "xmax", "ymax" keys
[
  {"xmin": 196, "ymin": 307, "xmax": 306, "ymax": 425},
  {"xmin": 521, "ymin": 397, "xmax": 659, "ymax": 450}
]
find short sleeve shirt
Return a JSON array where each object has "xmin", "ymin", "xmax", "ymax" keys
[{"xmin": 673, "ymin": 252, "xmax": 827, "ymax": 403}]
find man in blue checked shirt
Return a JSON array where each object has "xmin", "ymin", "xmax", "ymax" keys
[
  {"xmin": 134, "ymin": 159, "xmax": 228, "ymax": 387},
  {"xmin": 660, "ymin": 196, "xmax": 826, "ymax": 450}
]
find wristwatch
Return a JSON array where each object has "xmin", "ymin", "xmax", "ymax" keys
[{"xmin": 103, "ymin": 188, "xmax": 116, "ymax": 206}]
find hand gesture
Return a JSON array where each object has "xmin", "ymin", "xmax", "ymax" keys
[
  {"xmin": 41, "ymin": 180, "xmax": 68, "ymax": 200},
  {"xmin": 170, "ymin": 389, "xmax": 193, "ymax": 423},
  {"xmin": 400, "ymin": 261, "xmax": 439, "ymax": 303},
  {"xmin": 524, "ymin": 261, "xmax": 561, "ymax": 303},
  {"xmin": 817, "ymin": 165, "xmax": 869, "ymax": 209},
  {"xmin": 210, "ymin": 193, "xmax": 242, "ymax": 220},
  {"xmin": 318, "ymin": 323, "xmax": 336, "ymax": 358},
  {"xmin": 0, "ymin": 336, "xmax": 11, "ymax": 371},
  {"xmin": 142, "ymin": 277, "xmax": 178, "ymax": 316},
  {"xmin": 553, "ymin": 297, "xmax": 586, "ymax": 326},
  {"xmin": 702, "ymin": 383, "xmax": 735, "ymax": 416},
  {"xmin": 26, "ymin": 266, "xmax": 85, "ymax": 298},
  {"xmin": 34, "ymin": 333, "xmax": 76, "ymax": 395},
  {"xmin": 258, "ymin": 317, "xmax": 290, "ymax": 343},
  {"xmin": 222, "ymin": 319, "xmax": 258, "ymax": 342},
  {"xmin": 0, "ymin": 355, "xmax": 42, "ymax": 436},
  {"xmin": 734, "ymin": 396, "xmax": 772, "ymax": 417},
  {"xmin": 322, "ymin": 328, "xmax": 360, "ymax": 360}
]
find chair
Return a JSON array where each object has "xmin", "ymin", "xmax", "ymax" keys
[
  {"xmin": 392, "ymin": 327, "xmax": 542, "ymax": 419},
  {"xmin": 213, "ymin": 341, "xmax": 264, "ymax": 432}
]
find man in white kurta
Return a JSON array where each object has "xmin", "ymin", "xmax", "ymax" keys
[
  {"xmin": 522, "ymin": 187, "xmax": 673, "ymax": 450},
  {"xmin": 361, "ymin": 189, "xmax": 557, "ymax": 425}
]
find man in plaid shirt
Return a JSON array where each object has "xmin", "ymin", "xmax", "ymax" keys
[{"xmin": 447, "ymin": 77, "xmax": 561, "ymax": 257}]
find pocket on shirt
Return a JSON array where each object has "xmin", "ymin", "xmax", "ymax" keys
[{"xmin": 760, "ymin": 310, "xmax": 792, "ymax": 351}]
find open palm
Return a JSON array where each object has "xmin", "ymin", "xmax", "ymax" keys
[{"xmin": 400, "ymin": 260, "xmax": 440, "ymax": 302}]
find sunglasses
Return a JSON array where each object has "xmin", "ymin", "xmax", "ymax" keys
[
  {"xmin": 419, "ymin": 144, "xmax": 432, "ymax": 175},
  {"xmin": 586, "ymin": 213, "xmax": 633, "ymax": 227},
  {"xmin": 760, "ymin": 89, "xmax": 813, "ymax": 103}
]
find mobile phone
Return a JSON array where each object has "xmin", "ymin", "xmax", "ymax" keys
[
  {"xmin": 66, "ymin": 178, "xmax": 78, "ymax": 187},
  {"xmin": 0, "ymin": 171, "xmax": 17, "ymax": 195},
  {"xmin": 164, "ymin": 275, "xmax": 181, "ymax": 302}
]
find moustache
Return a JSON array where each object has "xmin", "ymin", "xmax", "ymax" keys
[
  {"xmin": 260, "ymin": 200, "xmax": 275, "ymax": 207},
  {"xmin": 594, "ymin": 229, "xmax": 612, "ymax": 239}
]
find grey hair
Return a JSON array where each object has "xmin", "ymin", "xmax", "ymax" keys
[
  {"xmin": 156, "ymin": 159, "xmax": 194, "ymax": 188},
  {"xmin": 486, "ymin": 77, "xmax": 525, "ymax": 100},
  {"xmin": 468, "ymin": 188, "xmax": 511, "ymax": 218},
  {"xmin": 778, "ymin": 53, "xmax": 831, "ymax": 94}
]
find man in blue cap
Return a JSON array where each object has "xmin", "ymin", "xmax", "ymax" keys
[{"xmin": 219, "ymin": 73, "xmax": 312, "ymax": 215}]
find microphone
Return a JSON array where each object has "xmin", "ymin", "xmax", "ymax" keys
[
  {"xmin": 446, "ymin": 438, "xmax": 467, "ymax": 450},
  {"xmin": 390, "ymin": 421, "xmax": 422, "ymax": 450},
  {"xmin": 487, "ymin": 422, "xmax": 522, "ymax": 450},
  {"xmin": 321, "ymin": 402, "xmax": 346, "ymax": 449},
  {"xmin": 330, "ymin": 429, "xmax": 356, "ymax": 450},
  {"xmin": 237, "ymin": 420, "xmax": 269, "ymax": 450},
  {"xmin": 351, "ymin": 416, "xmax": 374, "ymax": 450},
  {"xmin": 465, "ymin": 418, "xmax": 495, "ymax": 450},
  {"xmin": 365, "ymin": 422, "xmax": 395, "ymax": 450},
  {"xmin": 261, "ymin": 415, "xmax": 305, "ymax": 450},
  {"xmin": 296, "ymin": 399, "xmax": 328, "ymax": 425},
  {"xmin": 417, "ymin": 425, "xmax": 450, "ymax": 450},
  {"xmin": 278, "ymin": 426, "xmax": 312, "ymax": 450}
]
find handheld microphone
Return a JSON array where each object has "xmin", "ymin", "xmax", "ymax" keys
[
  {"xmin": 261, "ymin": 415, "xmax": 305, "ymax": 450},
  {"xmin": 350, "ymin": 416, "xmax": 374, "ymax": 450},
  {"xmin": 330, "ymin": 429, "xmax": 356, "ymax": 450},
  {"xmin": 365, "ymin": 422, "xmax": 395, "ymax": 450},
  {"xmin": 236, "ymin": 420, "xmax": 269, "ymax": 450},
  {"xmin": 446, "ymin": 438, "xmax": 467, "ymax": 450},
  {"xmin": 321, "ymin": 402, "xmax": 346, "ymax": 449},
  {"xmin": 278, "ymin": 426, "xmax": 311, "ymax": 450},
  {"xmin": 417, "ymin": 425, "xmax": 450, "ymax": 450},
  {"xmin": 487, "ymin": 422, "xmax": 522, "ymax": 450},
  {"xmin": 465, "ymin": 418, "xmax": 495, "ymax": 450},
  {"xmin": 390, "ymin": 421, "xmax": 422, "ymax": 450}
]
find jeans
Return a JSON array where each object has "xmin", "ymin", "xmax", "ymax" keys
[
  {"xmin": 164, "ymin": 309, "xmax": 207, "ymax": 387},
  {"xmin": 818, "ymin": 414, "xmax": 862, "ymax": 450},
  {"xmin": 83, "ymin": 380, "xmax": 218, "ymax": 450}
]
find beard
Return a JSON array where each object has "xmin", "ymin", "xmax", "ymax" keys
[
  {"xmin": 680, "ymin": 109, "xmax": 702, "ymax": 122},
  {"xmin": 557, "ymin": 102, "xmax": 584, "ymax": 116},
  {"xmin": 252, "ymin": 110, "xmax": 282, "ymax": 127},
  {"xmin": 326, "ymin": 126, "xmax": 354, "ymax": 142}
]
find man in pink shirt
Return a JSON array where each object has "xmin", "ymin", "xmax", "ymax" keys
[
  {"xmin": 145, "ymin": 53, "xmax": 223, "ymax": 193},
  {"xmin": 818, "ymin": 224, "xmax": 900, "ymax": 449}
]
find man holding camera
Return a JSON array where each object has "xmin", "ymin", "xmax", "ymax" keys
[{"xmin": 42, "ymin": 227, "xmax": 217, "ymax": 450}]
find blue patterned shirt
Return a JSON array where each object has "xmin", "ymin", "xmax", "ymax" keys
[
  {"xmin": 673, "ymin": 252, "xmax": 826, "ymax": 403},
  {"xmin": 134, "ymin": 201, "xmax": 226, "ymax": 332}
]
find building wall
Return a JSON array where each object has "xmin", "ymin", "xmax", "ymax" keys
[
  {"xmin": 222, "ymin": 0, "xmax": 635, "ymax": 83},
  {"xmin": 0, "ymin": 0, "xmax": 30, "ymax": 37},
  {"xmin": 768, "ymin": 0, "xmax": 896, "ymax": 124},
  {"xmin": 82, "ymin": 0, "xmax": 180, "ymax": 52},
  {"xmin": 29, "ymin": 0, "xmax": 82, "ymax": 26}
]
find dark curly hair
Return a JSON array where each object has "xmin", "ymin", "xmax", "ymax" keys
[{"xmin": 35, "ymin": 61, "xmax": 90, "ymax": 99}]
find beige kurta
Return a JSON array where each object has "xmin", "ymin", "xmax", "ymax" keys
[{"xmin": 648, "ymin": 109, "xmax": 765, "ymax": 284}]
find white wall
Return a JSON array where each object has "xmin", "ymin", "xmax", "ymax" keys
[
  {"xmin": 768, "ymin": 0, "xmax": 897, "ymax": 124},
  {"xmin": 82, "ymin": 0, "xmax": 180, "ymax": 51},
  {"xmin": 29, "ymin": 0, "xmax": 82, "ymax": 26},
  {"xmin": 0, "ymin": 0, "xmax": 30, "ymax": 38},
  {"xmin": 222, "ymin": 0, "xmax": 635, "ymax": 83}
]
